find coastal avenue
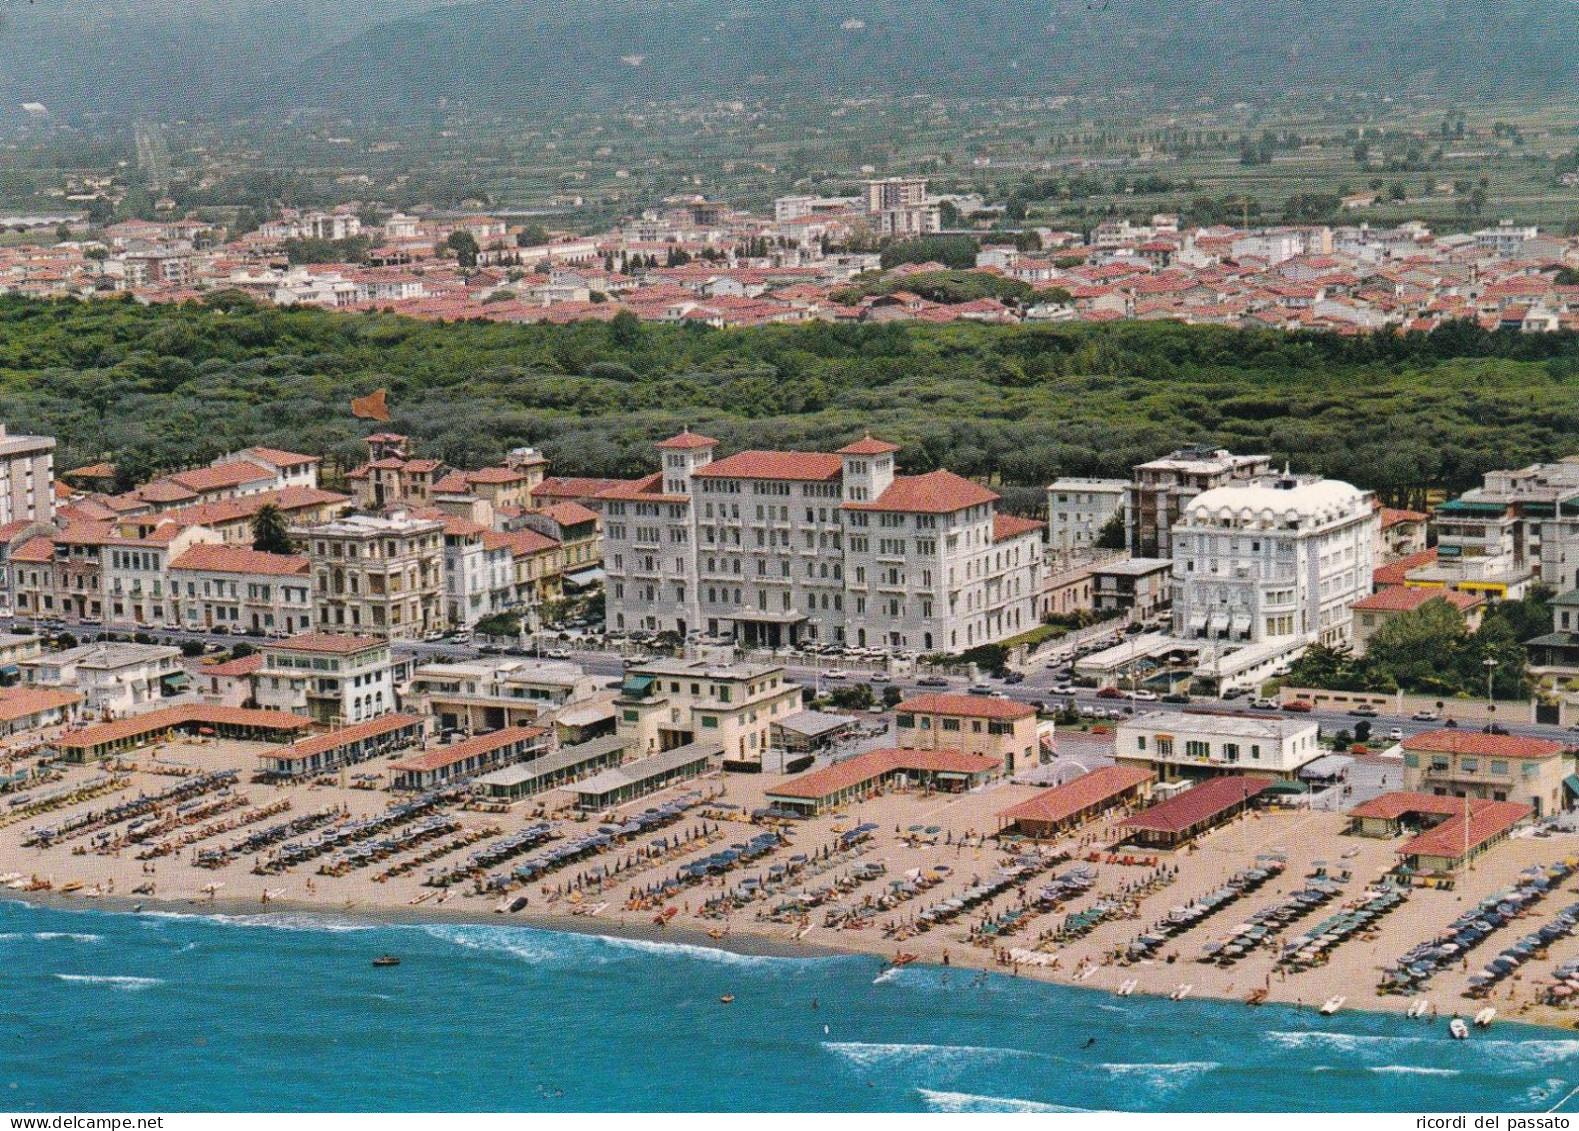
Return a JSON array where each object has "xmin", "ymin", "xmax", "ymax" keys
[{"xmin": 10, "ymin": 613, "xmax": 1568, "ymax": 748}]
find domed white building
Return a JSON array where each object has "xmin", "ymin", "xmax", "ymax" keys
[{"xmin": 1169, "ymin": 473, "xmax": 1378, "ymax": 649}]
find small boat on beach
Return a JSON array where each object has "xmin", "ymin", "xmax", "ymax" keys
[
  {"xmin": 1320, "ymin": 995, "xmax": 1346, "ymax": 1015},
  {"xmin": 58, "ymin": 880, "xmax": 84, "ymax": 894},
  {"xmin": 1116, "ymin": 979, "xmax": 1138, "ymax": 997},
  {"xmin": 1245, "ymin": 988, "xmax": 1268, "ymax": 1006},
  {"xmin": 1407, "ymin": 997, "xmax": 1432, "ymax": 1019},
  {"xmin": 1449, "ymin": 1017, "xmax": 1469, "ymax": 1040},
  {"xmin": 371, "ymin": 955, "xmax": 401, "ymax": 968},
  {"xmin": 1169, "ymin": 983, "xmax": 1193, "ymax": 1001},
  {"xmin": 1474, "ymin": 1007, "xmax": 1496, "ymax": 1028},
  {"xmin": 654, "ymin": 906, "xmax": 678, "ymax": 926}
]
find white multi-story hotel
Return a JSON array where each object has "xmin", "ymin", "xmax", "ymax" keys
[
  {"xmin": 599, "ymin": 432, "xmax": 1041, "ymax": 653},
  {"xmin": 1046, "ymin": 477, "xmax": 1128, "ymax": 556},
  {"xmin": 1169, "ymin": 473, "xmax": 1378, "ymax": 648}
]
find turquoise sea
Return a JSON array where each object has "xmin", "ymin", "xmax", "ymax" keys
[{"xmin": 1, "ymin": 897, "xmax": 1576, "ymax": 1112}]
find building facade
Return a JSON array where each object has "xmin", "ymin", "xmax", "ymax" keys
[
  {"xmin": 1128, "ymin": 447, "xmax": 1272, "ymax": 558},
  {"xmin": 613, "ymin": 656, "xmax": 802, "ymax": 768},
  {"xmin": 893, "ymin": 692, "xmax": 1042, "ymax": 774},
  {"xmin": 1115, "ymin": 711, "xmax": 1323, "ymax": 781},
  {"xmin": 304, "ymin": 513, "xmax": 445, "ymax": 639},
  {"xmin": 1046, "ymin": 477, "xmax": 1128, "ymax": 557},
  {"xmin": 0, "ymin": 424, "xmax": 55, "ymax": 527},
  {"xmin": 253, "ymin": 632, "xmax": 398, "ymax": 725}
]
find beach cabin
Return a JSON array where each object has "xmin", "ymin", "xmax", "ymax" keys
[
  {"xmin": 1348, "ymin": 790, "xmax": 1533, "ymax": 873},
  {"xmin": 764, "ymin": 747, "xmax": 1002, "ymax": 818},
  {"xmin": 997, "ymin": 765, "xmax": 1155, "ymax": 838},
  {"xmin": 1116, "ymin": 774, "xmax": 1275, "ymax": 848},
  {"xmin": 568, "ymin": 740, "xmax": 721, "ymax": 810},
  {"xmin": 389, "ymin": 725, "xmax": 548, "ymax": 790},
  {"xmin": 52, "ymin": 704, "xmax": 312, "ymax": 763},
  {"xmin": 256, "ymin": 712, "xmax": 427, "ymax": 780},
  {"xmin": 471, "ymin": 734, "xmax": 629, "ymax": 802}
]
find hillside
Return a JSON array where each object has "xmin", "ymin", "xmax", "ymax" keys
[{"xmin": 2, "ymin": 0, "xmax": 1576, "ymax": 121}]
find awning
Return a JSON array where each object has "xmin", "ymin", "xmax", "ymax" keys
[
  {"xmin": 619, "ymin": 674, "xmax": 655, "ymax": 698},
  {"xmin": 0, "ymin": 664, "xmax": 19, "ymax": 676},
  {"xmin": 162, "ymin": 671, "xmax": 191, "ymax": 689},
  {"xmin": 563, "ymin": 567, "xmax": 606, "ymax": 590},
  {"xmin": 1564, "ymin": 774, "xmax": 1579, "ymax": 798}
]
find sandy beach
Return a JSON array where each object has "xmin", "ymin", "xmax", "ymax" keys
[{"xmin": 8, "ymin": 732, "xmax": 1579, "ymax": 1032}]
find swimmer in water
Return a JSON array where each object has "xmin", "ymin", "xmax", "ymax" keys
[{"xmin": 1082, "ymin": 1037, "xmax": 1097, "ymax": 1048}]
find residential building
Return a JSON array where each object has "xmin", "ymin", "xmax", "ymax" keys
[
  {"xmin": 893, "ymin": 692, "xmax": 1042, "ymax": 773},
  {"xmin": 1433, "ymin": 458, "xmax": 1579, "ymax": 599},
  {"xmin": 1351, "ymin": 587, "xmax": 1483, "ymax": 654},
  {"xmin": 0, "ymin": 423, "xmax": 55, "ymax": 526},
  {"xmin": 1092, "ymin": 557, "xmax": 1173, "ymax": 618},
  {"xmin": 407, "ymin": 656, "xmax": 600, "ymax": 734},
  {"xmin": 1401, "ymin": 729, "xmax": 1572, "ymax": 818},
  {"xmin": 20, "ymin": 641, "xmax": 183, "ymax": 714},
  {"xmin": 1115, "ymin": 711, "xmax": 1323, "ymax": 782},
  {"xmin": 1046, "ymin": 477, "xmax": 1128, "ymax": 557},
  {"xmin": 1128, "ymin": 447, "xmax": 1272, "ymax": 558},
  {"xmin": 1169, "ymin": 474, "xmax": 1379, "ymax": 648},
  {"xmin": 253, "ymin": 632, "xmax": 398, "ymax": 725},
  {"xmin": 304, "ymin": 512, "xmax": 445, "ymax": 639},
  {"xmin": 1524, "ymin": 590, "xmax": 1579, "ymax": 725},
  {"xmin": 167, "ymin": 544, "xmax": 313, "ymax": 635},
  {"xmin": 600, "ymin": 431, "xmax": 1039, "ymax": 652},
  {"xmin": 1377, "ymin": 506, "xmax": 1429, "ymax": 563},
  {"xmin": 613, "ymin": 655, "xmax": 802, "ymax": 768}
]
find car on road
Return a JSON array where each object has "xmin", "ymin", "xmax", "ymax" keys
[
  {"xmin": 1483, "ymin": 723, "xmax": 1510, "ymax": 735},
  {"xmin": 1387, "ymin": 727, "xmax": 1404, "ymax": 741},
  {"xmin": 1348, "ymin": 706, "xmax": 1379, "ymax": 718},
  {"xmin": 868, "ymin": 671, "xmax": 889, "ymax": 682},
  {"xmin": 824, "ymin": 669, "xmax": 848, "ymax": 680},
  {"xmin": 1003, "ymin": 671, "xmax": 1025, "ymax": 685},
  {"xmin": 1095, "ymin": 686, "xmax": 1123, "ymax": 699},
  {"xmin": 1250, "ymin": 697, "xmax": 1278, "ymax": 710},
  {"xmin": 1161, "ymin": 693, "xmax": 1191, "ymax": 704},
  {"xmin": 1281, "ymin": 700, "xmax": 1314, "ymax": 713},
  {"xmin": 916, "ymin": 676, "xmax": 949, "ymax": 688},
  {"xmin": 1130, "ymin": 689, "xmax": 1158, "ymax": 702},
  {"xmin": 968, "ymin": 684, "xmax": 995, "ymax": 696},
  {"xmin": 1050, "ymin": 682, "xmax": 1074, "ymax": 694},
  {"xmin": 1411, "ymin": 710, "xmax": 1439, "ymax": 722}
]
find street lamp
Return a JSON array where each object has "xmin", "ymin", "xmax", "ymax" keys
[{"xmin": 1484, "ymin": 656, "xmax": 1499, "ymax": 716}]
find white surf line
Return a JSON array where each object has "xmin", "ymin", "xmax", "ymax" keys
[{"xmin": 1548, "ymin": 1082, "xmax": 1579, "ymax": 1114}]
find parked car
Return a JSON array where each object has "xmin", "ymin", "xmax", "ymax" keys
[
  {"xmin": 1483, "ymin": 723, "xmax": 1510, "ymax": 735},
  {"xmin": 1003, "ymin": 671, "xmax": 1025, "ymax": 685},
  {"xmin": 1161, "ymin": 693, "xmax": 1191, "ymax": 704},
  {"xmin": 1281, "ymin": 700, "xmax": 1314, "ymax": 713},
  {"xmin": 1411, "ymin": 709, "xmax": 1439, "ymax": 722},
  {"xmin": 1387, "ymin": 727, "xmax": 1404, "ymax": 741},
  {"xmin": 824, "ymin": 669, "xmax": 848, "ymax": 680},
  {"xmin": 968, "ymin": 684, "xmax": 995, "ymax": 696},
  {"xmin": 916, "ymin": 675, "xmax": 950, "ymax": 688},
  {"xmin": 1130, "ymin": 689, "xmax": 1159, "ymax": 702},
  {"xmin": 1050, "ymin": 682, "xmax": 1075, "ymax": 694},
  {"xmin": 1348, "ymin": 706, "xmax": 1379, "ymax": 718},
  {"xmin": 1096, "ymin": 686, "xmax": 1123, "ymax": 699},
  {"xmin": 1250, "ymin": 697, "xmax": 1278, "ymax": 710}
]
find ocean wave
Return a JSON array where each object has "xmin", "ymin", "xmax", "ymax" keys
[
  {"xmin": 54, "ymin": 974, "xmax": 162, "ymax": 990},
  {"xmin": 823, "ymin": 1041, "xmax": 1051, "ymax": 1072},
  {"xmin": 1097, "ymin": 1061, "xmax": 1219, "ymax": 1091},
  {"xmin": 1264, "ymin": 1030, "xmax": 1419, "ymax": 1054},
  {"xmin": 0, "ymin": 931, "xmax": 102, "ymax": 943},
  {"xmin": 422, "ymin": 922, "xmax": 827, "ymax": 973},
  {"xmin": 137, "ymin": 910, "xmax": 382, "ymax": 933},
  {"xmin": 918, "ymin": 1089, "xmax": 1100, "ymax": 1113},
  {"xmin": 1370, "ymin": 1066, "xmax": 1460, "ymax": 1077}
]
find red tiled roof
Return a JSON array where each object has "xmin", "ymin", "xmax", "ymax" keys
[
  {"xmin": 896, "ymin": 693, "xmax": 1036, "ymax": 720},
  {"xmin": 10, "ymin": 536, "xmax": 54, "ymax": 563},
  {"xmin": 533, "ymin": 477, "xmax": 630, "ymax": 501},
  {"xmin": 1401, "ymin": 729, "xmax": 1565, "ymax": 760},
  {"xmin": 269, "ymin": 632, "xmax": 385, "ymax": 655},
  {"xmin": 1400, "ymin": 800, "xmax": 1531, "ymax": 860},
  {"xmin": 1352, "ymin": 587, "xmax": 1481, "ymax": 613},
  {"xmin": 692, "ymin": 450, "xmax": 844, "ymax": 482},
  {"xmin": 999, "ymin": 765, "xmax": 1154, "ymax": 827},
  {"xmin": 391, "ymin": 725, "xmax": 546, "ymax": 772},
  {"xmin": 595, "ymin": 472, "xmax": 686, "ymax": 503},
  {"xmin": 837, "ymin": 435, "xmax": 901, "ymax": 456},
  {"xmin": 768, "ymin": 747, "xmax": 1001, "ymax": 800},
  {"xmin": 263, "ymin": 713, "xmax": 425, "ymax": 760},
  {"xmin": 1380, "ymin": 506, "xmax": 1428, "ymax": 528},
  {"xmin": 167, "ymin": 459, "xmax": 276, "ymax": 494},
  {"xmin": 656, "ymin": 430, "xmax": 718, "ymax": 450},
  {"xmin": 539, "ymin": 502, "xmax": 599, "ymax": 527},
  {"xmin": 199, "ymin": 653, "xmax": 265, "ymax": 678},
  {"xmin": 0, "ymin": 687, "xmax": 81, "ymax": 724},
  {"xmin": 503, "ymin": 528, "xmax": 560, "ymax": 556},
  {"xmin": 1374, "ymin": 548, "xmax": 1437, "ymax": 587},
  {"xmin": 1348, "ymin": 790, "xmax": 1468, "ymax": 820},
  {"xmin": 244, "ymin": 447, "xmax": 320, "ymax": 468},
  {"xmin": 846, "ymin": 470, "xmax": 999, "ymax": 514},
  {"xmin": 169, "ymin": 545, "xmax": 309, "ymax": 577},
  {"xmin": 993, "ymin": 515, "xmax": 1043, "ymax": 541},
  {"xmin": 1119, "ymin": 775, "xmax": 1275, "ymax": 834},
  {"xmin": 56, "ymin": 705, "xmax": 312, "ymax": 751}
]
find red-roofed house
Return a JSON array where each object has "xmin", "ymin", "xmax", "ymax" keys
[
  {"xmin": 764, "ymin": 746, "xmax": 1002, "ymax": 816},
  {"xmin": 1401, "ymin": 729, "xmax": 1572, "ymax": 817},
  {"xmin": 254, "ymin": 631, "xmax": 398, "ymax": 726},
  {"xmin": 1378, "ymin": 506, "xmax": 1429, "ymax": 561},
  {"xmin": 998, "ymin": 764, "xmax": 1155, "ymax": 836},
  {"xmin": 895, "ymin": 692, "xmax": 1041, "ymax": 773},
  {"xmin": 1351, "ymin": 587, "xmax": 1483, "ymax": 653}
]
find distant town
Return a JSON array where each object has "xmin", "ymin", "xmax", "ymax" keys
[{"xmin": 3, "ymin": 176, "xmax": 1577, "ymax": 333}]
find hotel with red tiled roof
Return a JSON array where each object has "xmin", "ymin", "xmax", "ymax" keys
[
  {"xmin": 168, "ymin": 545, "xmax": 314, "ymax": 637},
  {"xmin": 601, "ymin": 431, "xmax": 1041, "ymax": 655}
]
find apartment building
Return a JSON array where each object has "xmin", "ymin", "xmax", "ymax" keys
[
  {"xmin": 20, "ymin": 641, "xmax": 183, "ymax": 714},
  {"xmin": 893, "ymin": 692, "xmax": 1042, "ymax": 774},
  {"xmin": 614, "ymin": 656, "xmax": 801, "ymax": 768},
  {"xmin": 1128, "ymin": 446, "xmax": 1273, "ymax": 558},
  {"xmin": 253, "ymin": 632, "xmax": 397, "ymax": 726},
  {"xmin": 1046, "ymin": 477, "xmax": 1128, "ymax": 557},
  {"xmin": 167, "ymin": 544, "xmax": 314, "ymax": 635},
  {"xmin": 600, "ymin": 431, "xmax": 1040, "ymax": 653},
  {"xmin": 0, "ymin": 423, "xmax": 55, "ymax": 526},
  {"xmin": 1432, "ymin": 458, "xmax": 1579, "ymax": 599},
  {"xmin": 1401, "ymin": 730, "xmax": 1571, "ymax": 819},
  {"xmin": 304, "ymin": 512, "xmax": 445, "ymax": 640},
  {"xmin": 1169, "ymin": 474, "xmax": 1378, "ymax": 648},
  {"xmin": 104, "ymin": 525, "xmax": 222, "ymax": 629}
]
